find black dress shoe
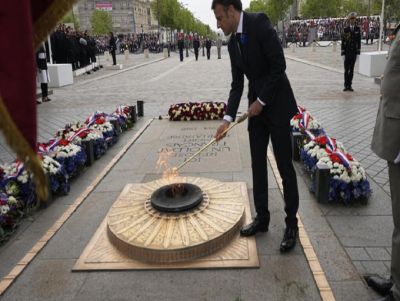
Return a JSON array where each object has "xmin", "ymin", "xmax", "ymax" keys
[
  {"xmin": 348, "ymin": 86, "xmax": 354, "ymax": 92},
  {"xmin": 343, "ymin": 87, "xmax": 349, "ymax": 91},
  {"xmin": 371, "ymin": 292, "xmax": 395, "ymax": 301},
  {"xmin": 240, "ymin": 218, "xmax": 269, "ymax": 236},
  {"xmin": 280, "ymin": 227, "xmax": 298, "ymax": 252},
  {"xmin": 365, "ymin": 275, "xmax": 393, "ymax": 296}
]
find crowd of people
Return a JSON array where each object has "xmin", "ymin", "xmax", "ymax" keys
[
  {"xmin": 286, "ymin": 16, "xmax": 381, "ymax": 44},
  {"xmin": 50, "ymin": 24, "xmax": 99, "ymax": 72}
]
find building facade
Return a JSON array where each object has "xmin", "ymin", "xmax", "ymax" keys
[{"xmin": 73, "ymin": 0, "xmax": 158, "ymax": 34}]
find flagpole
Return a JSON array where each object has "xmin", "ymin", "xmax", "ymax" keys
[{"xmin": 378, "ymin": 0, "xmax": 385, "ymax": 51}]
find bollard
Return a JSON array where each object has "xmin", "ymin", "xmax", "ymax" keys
[
  {"xmin": 40, "ymin": 174, "xmax": 54, "ymax": 208},
  {"xmin": 129, "ymin": 105, "xmax": 137, "ymax": 123},
  {"xmin": 186, "ymin": 48, "xmax": 189, "ymax": 57},
  {"xmin": 292, "ymin": 43, "xmax": 296, "ymax": 53},
  {"xmin": 333, "ymin": 41, "xmax": 337, "ymax": 52},
  {"xmin": 110, "ymin": 119, "xmax": 121, "ymax": 136},
  {"xmin": 137, "ymin": 100, "xmax": 144, "ymax": 117},
  {"xmin": 124, "ymin": 49, "xmax": 129, "ymax": 60},
  {"xmin": 315, "ymin": 162, "xmax": 330, "ymax": 203},
  {"xmin": 144, "ymin": 49, "xmax": 149, "ymax": 59},
  {"xmin": 312, "ymin": 42, "xmax": 316, "ymax": 52},
  {"xmin": 105, "ymin": 50, "xmax": 110, "ymax": 62},
  {"xmin": 290, "ymin": 131, "xmax": 304, "ymax": 161},
  {"xmin": 82, "ymin": 140, "xmax": 95, "ymax": 166},
  {"xmin": 163, "ymin": 48, "xmax": 168, "ymax": 58}
]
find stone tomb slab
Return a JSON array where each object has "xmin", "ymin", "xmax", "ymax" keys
[
  {"xmin": 135, "ymin": 120, "xmax": 243, "ymax": 173},
  {"xmin": 73, "ymin": 181, "xmax": 259, "ymax": 270}
]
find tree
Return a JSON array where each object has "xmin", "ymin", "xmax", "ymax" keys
[
  {"xmin": 341, "ymin": 0, "xmax": 368, "ymax": 16},
  {"xmin": 246, "ymin": 0, "xmax": 293, "ymax": 25},
  {"xmin": 151, "ymin": 0, "xmax": 213, "ymax": 35},
  {"xmin": 301, "ymin": 0, "xmax": 341, "ymax": 18},
  {"xmin": 62, "ymin": 11, "xmax": 80, "ymax": 30},
  {"xmin": 245, "ymin": 0, "xmax": 269, "ymax": 15},
  {"xmin": 91, "ymin": 10, "xmax": 113, "ymax": 35},
  {"xmin": 372, "ymin": 0, "xmax": 400, "ymax": 20}
]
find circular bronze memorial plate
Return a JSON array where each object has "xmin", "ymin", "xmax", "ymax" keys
[{"xmin": 107, "ymin": 177, "xmax": 245, "ymax": 263}]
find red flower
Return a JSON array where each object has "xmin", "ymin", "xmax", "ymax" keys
[
  {"xmin": 293, "ymin": 113, "xmax": 303, "ymax": 120},
  {"xmin": 79, "ymin": 132, "xmax": 88, "ymax": 138},
  {"xmin": 329, "ymin": 153, "xmax": 342, "ymax": 164},
  {"xmin": 346, "ymin": 153, "xmax": 353, "ymax": 161},
  {"xmin": 58, "ymin": 139, "xmax": 69, "ymax": 146},
  {"xmin": 314, "ymin": 136, "xmax": 327, "ymax": 146},
  {"xmin": 95, "ymin": 118, "xmax": 105, "ymax": 125}
]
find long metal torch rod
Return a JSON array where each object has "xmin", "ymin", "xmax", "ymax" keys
[{"xmin": 174, "ymin": 113, "xmax": 248, "ymax": 172}]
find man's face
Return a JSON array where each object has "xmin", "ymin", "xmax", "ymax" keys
[
  {"xmin": 349, "ymin": 18, "xmax": 356, "ymax": 26},
  {"xmin": 213, "ymin": 4, "xmax": 235, "ymax": 35}
]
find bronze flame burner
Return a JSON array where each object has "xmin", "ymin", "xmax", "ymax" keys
[{"xmin": 150, "ymin": 183, "xmax": 203, "ymax": 212}]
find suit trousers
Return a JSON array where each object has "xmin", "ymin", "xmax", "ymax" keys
[
  {"xmin": 194, "ymin": 49, "xmax": 199, "ymax": 60},
  {"xmin": 248, "ymin": 117, "xmax": 299, "ymax": 228},
  {"xmin": 344, "ymin": 54, "xmax": 356, "ymax": 88},
  {"xmin": 111, "ymin": 50, "xmax": 116, "ymax": 65},
  {"xmin": 389, "ymin": 162, "xmax": 400, "ymax": 301}
]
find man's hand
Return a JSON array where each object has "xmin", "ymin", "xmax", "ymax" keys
[
  {"xmin": 215, "ymin": 120, "xmax": 230, "ymax": 141},
  {"xmin": 247, "ymin": 100, "xmax": 263, "ymax": 118}
]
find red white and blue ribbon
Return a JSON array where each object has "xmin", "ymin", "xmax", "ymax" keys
[{"xmin": 324, "ymin": 135, "xmax": 351, "ymax": 169}]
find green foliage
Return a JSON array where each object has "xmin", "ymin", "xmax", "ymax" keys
[
  {"xmin": 150, "ymin": 0, "xmax": 213, "ymax": 35},
  {"xmin": 90, "ymin": 10, "xmax": 113, "ymax": 35},
  {"xmin": 372, "ymin": 0, "xmax": 400, "ymax": 20},
  {"xmin": 245, "ymin": 0, "xmax": 269, "ymax": 15},
  {"xmin": 247, "ymin": 0, "xmax": 293, "ymax": 24},
  {"xmin": 267, "ymin": 0, "xmax": 294, "ymax": 24},
  {"xmin": 62, "ymin": 10, "xmax": 80, "ymax": 30},
  {"xmin": 341, "ymin": 0, "xmax": 368, "ymax": 16},
  {"xmin": 301, "ymin": 0, "xmax": 341, "ymax": 18}
]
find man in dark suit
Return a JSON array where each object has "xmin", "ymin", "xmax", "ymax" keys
[
  {"xmin": 212, "ymin": 0, "xmax": 300, "ymax": 252},
  {"xmin": 109, "ymin": 32, "xmax": 117, "ymax": 66},
  {"xmin": 205, "ymin": 37, "xmax": 212, "ymax": 59},
  {"xmin": 341, "ymin": 12, "xmax": 361, "ymax": 92},
  {"xmin": 193, "ymin": 33, "xmax": 200, "ymax": 61},
  {"xmin": 178, "ymin": 35, "xmax": 184, "ymax": 62}
]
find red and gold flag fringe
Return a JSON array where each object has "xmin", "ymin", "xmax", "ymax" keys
[{"xmin": 0, "ymin": 96, "xmax": 47, "ymax": 201}]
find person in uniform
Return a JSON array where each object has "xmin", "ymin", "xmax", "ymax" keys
[
  {"xmin": 36, "ymin": 44, "xmax": 51, "ymax": 104},
  {"xmin": 109, "ymin": 32, "xmax": 117, "ymax": 66},
  {"xmin": 193, "ymin": 33, "xmax": 200, "ymax": 61},
  {"xmin": 341, "ymin": 12, "xmax": 361, "ymax": 92},
  {"xmin": 205, "ymin": 37, "xmax": 212, "ymax": 60},
  {"xmin": 177, "ymin": 34, "xmax": 184, "ymax": 62}
]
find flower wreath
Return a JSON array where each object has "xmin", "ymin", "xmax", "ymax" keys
[{"xmin": 168, "ymin": 102, "xmax": 226, "ymax": 121}]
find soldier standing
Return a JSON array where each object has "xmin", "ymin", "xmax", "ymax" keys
[
  {"xmin": 205, "ymin": 37, "xmax": 212, "ymax": 60},
  {"xmin": 193, "ymin": 34, "xmax": 200, "ymax": 61},
  {"xmin": 177, "ymin": 35, "xmax": 184, "ymax": 62},
  {"xmin": 341, "ymin": 12, "xmax": 361, "ymax": 92}
]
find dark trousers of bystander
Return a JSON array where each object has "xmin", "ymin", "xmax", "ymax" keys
[{"xmin": 344, "ymin": 54, "xmax": 357, "ymax": 88}]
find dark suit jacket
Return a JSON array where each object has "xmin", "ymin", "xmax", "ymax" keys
[
  {"xmin": 341, "ymin": 25, "xmax": 361, "ymax": 56},
  {"xmin": 109, "ymin": 36, "xmax": 116, "ymax": 52},
  {"xmin": 226, "ymin": 12, "xmax": 297, "ymax": 125}
]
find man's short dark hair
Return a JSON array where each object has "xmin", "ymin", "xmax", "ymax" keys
[{"xmin": 211, "ymin": 0, "xmax": 242, "ymax": 11}]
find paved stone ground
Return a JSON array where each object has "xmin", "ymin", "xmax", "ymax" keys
[{"xmin": 0, "ymin": 44, "xmax": 394, "ymax": 300}]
